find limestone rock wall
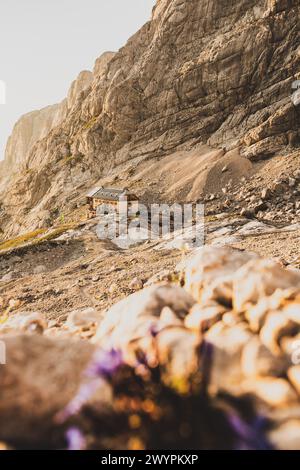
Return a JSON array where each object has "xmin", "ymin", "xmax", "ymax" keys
[
  {"xmin": 0, "ymin": 0, "xmax": 299, "ymax": 237},
  {"xmin": 1, "ymin": 69, "xmax": 94, "ymax": 176}
]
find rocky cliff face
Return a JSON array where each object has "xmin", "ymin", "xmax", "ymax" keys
[
  {"xmin": 1, "ymin": 70, "xmax": 93, "ymax": 177},
  {"xmin": 0, "ymin": 0, "xmax": 299, "ymax": 237},
  {"xmin": 3, "ymin": 105, "xmax": 67, "ymax": 174}
]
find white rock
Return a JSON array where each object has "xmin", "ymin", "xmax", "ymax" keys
[
  {"xmin": 184, "ymin": 246, "xmax": 256, "ymax": 305},
  {"xmin": 241, "ymin": 336, "xmax": 288, "ymax": 378},
  {"xmin": 93, "ymin": 284, "xmax": 195, "ymax": 360},
  {"xmin": 8, "ymin": 299, "xmax": 22, "ymax": 310},
  {"xmin": 129, "ymin": 277, "xmax": 144, "ymax": 291},
  {"xmin": 109, "ymin": 283, "xmax": 118, "ymax": 294},
  {"xmin": 287, "ymin": 366, "xmax": 300, "ymax": 395},
  {"xmin": 33, "ymin": 265, "xmax": 47, "ymax": 274},
  {"xmin": 269, "ymin": 420, "xmax": 300, "ymax": 450},
  {"xmin": 233, "ymin": 259, "xmax": 300, "ymax": 312},
  {"xmin": 0, "ymin": 311, "xmax": 47, "ymax": 335},
  {"xmin": 243, "ymin": 377, "xmax": 297, "ymax": 407},
  {"xmin": 184, "ymin": 302, "xmax": 226, "ymax": 332},
  {"xmin": 260, "ymin": 312, "xmax": 296, "ymax": 356},
  {"xmin": 66, "ymin": 307, "xmax": 102, "ymax": 331},
  {"xmin": 0, "ymin": 272, "xmax": 14, "ymax": 283}
]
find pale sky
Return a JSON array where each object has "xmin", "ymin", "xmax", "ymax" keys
[{"xmin": 0, "ymin": 0, "xmax": 156, "ymax": 160}]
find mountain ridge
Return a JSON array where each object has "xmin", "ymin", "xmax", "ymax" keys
[{"xmin": 0, "ymin": 0, "xmax": 299, "ymax": 238}]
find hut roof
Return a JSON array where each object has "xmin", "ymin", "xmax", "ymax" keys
[{"xmin": 87, "ymin": 187, "xmax": 137, "ymax": 201}]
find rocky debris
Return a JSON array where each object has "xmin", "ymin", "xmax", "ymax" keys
[
  {"xmin": 0, "ymin": 311, "xmax": 47, "ymax": 335},
  {"xmin": 91, "ymin": 246, "xmax": 300, "ymax": 411},
  {"xmin": 214, "ymin": 163, "xmax": 300, "ymax": 225},
  {"xmin": 65, "ymin": 307, "xmax": 103, "ymax": 332},
  {"xmin": 93, "ymin": 246, "xmax": 300, "ymax": 421},
  {"xmin": 240, "ymin": 208, "xmax": 255, "ymax": 219},
  {"xmin": 233, "ymin": 259, "xmax": 300, "ymax": 312},
  {"xmin": 184, "ymin": 246, "xmax": 258, "ymax": 305},
  {"xmin": 128, "ymin": 277, "xmax": 144, "ymax": 291},
  {"xmin": 145, "ymin": 269, "xmax": 175, "ymax": 286},
  {"xmin": 261, "ymin": 188, "xmax": 272, "ymax": 201},
  {"xmin": 93, "ymin": 284, "xmax": 196, "ymax": 370},
  {"xmin": 183, "ymin": 248, "xmax": 300, "ymax": 415},
  {"xmin": 0, "ymin": 272, "xmax": 14, "ymax": 283}
]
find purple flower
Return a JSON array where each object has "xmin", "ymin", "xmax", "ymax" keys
[
  {"xmin": 227, "ymin": 413, "xmax": 272, "ymax": 450},
  {"xmin": 66, "ymin": 426, "xmax": 86, "ymax": 450},
  {"xmin": 200, "ymin": 340, "xmax": 214, "ymax": 387},
  {"xmin": 85, "ymin": 348, "xmax": 123, "ymax": 378},
  {"xmin": 56, "ymin": 348, "xmax": 122, "ymax": 425},
  {"xmin": 56, "ymin": 377, "xmax": 105, "ymax": 423}
]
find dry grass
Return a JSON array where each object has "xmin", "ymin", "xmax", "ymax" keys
[
  {"xmin": 0, "ymin": 229, "xmax": 47, "ymax": 252},
  {"xmin": 0, "ymin": 223, "xmax": 79, "ymax": 255},
  {"xmin": 81, "ymin": 117, "xmax": 98, "ymax": 131}
]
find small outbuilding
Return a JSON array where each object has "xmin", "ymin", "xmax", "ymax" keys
[{"xmin": 86, "ymin": 187, "xmax": 139, "ymax": 218}]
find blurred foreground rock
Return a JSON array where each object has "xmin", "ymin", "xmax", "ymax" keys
[
  {"xmin": 1, "ymin": 246, "xmax": 300, "ymax": 449},
  {"xmin": 0, "ymin": 335, "xmax": 95, "ymax": 446},
  {"xmin": 0, "ymin": 311, "xmax": 47, "ymax": 335}
]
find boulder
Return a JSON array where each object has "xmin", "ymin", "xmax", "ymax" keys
[
  {"xmin": 205, "ymin": 322, "xmax": 253, "ymax": 395},
  {"xmin": 94, "ymin": 284, "xmax": 196, "ymax": 364},
  {"xmin": 128, "ymin": 277, "xmax": 144, "ymax": 291},
  {"xmin": 233, "ymin": 260, "xmax": 300, "ymax": 312},
  {"xmin": 0, "ymin": 311, "xmax": 47, "ymax": 335},
  {"xmin": 269, "ymin": 420, "xmax": 300, "ymax": 450},
  {"xmin": 0, "ymin": 272, "xmax": 14, "ymax": 283},
  {"xmin": 241, "ymin": 336, "xmax": 288, "ymax": 378},
  {"xmin": 93, "ymin": 284, "xmax": 200, "ymax": 387},
  {"xmin": 243, "ymin": 377, "xmax": 297, "ymax": 408},
  {"xmin": 66, "ymin": 307, "xmax": 102, "ymax": 332},
  {"xmin": 0, "ymin": 335, "xmax": 95, "ymax": 446},
  {"xmin": 184, "ymin": 302, "xmax": 227, "ymax": 332},
  {"xmin": 184, "ymin": 246, "xmax": 257, "ymax": 306}
]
